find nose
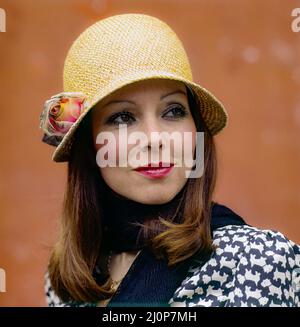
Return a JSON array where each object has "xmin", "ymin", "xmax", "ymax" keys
[
  {"xmin": 139, "ymin": 116, "xmax": 165, "ymax": 153},
  {"xmin": 141, "ymin": 135, "xmax": 164, "ymax": 153}
]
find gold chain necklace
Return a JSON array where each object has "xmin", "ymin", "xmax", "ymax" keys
[
  {"xmin": 98, "ymin": 250, "xmax": 141, "ymax": 307},
  {"xmin": 107, "ymin": 250, "xmax": 123, "ymax": 291},
  {"xmin": 107, "ymin": 250, "xmax": 141, "ymax": 291}
]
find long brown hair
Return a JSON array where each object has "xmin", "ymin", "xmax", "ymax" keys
[{"xmin": 47, "ymin": 83, "xmax": 218, "ymax": 303}]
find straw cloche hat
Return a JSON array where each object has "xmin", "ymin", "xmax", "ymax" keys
[{"xmin": 39, "ymin": 13, "xmax": 228, "ymax": 162}]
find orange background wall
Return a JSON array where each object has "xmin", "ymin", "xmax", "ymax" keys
[{"xmin": 0, "ymin": 0, "xmax": 299, "ymax": 306}]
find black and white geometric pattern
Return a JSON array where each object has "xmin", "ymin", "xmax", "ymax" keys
[
  {"xmin": 169, "ymin": 225, "xmax": 300, "ymax": 307},
  {"xmin": 45, "ymin": 225, "xmax": 300, "ymax": 307}
]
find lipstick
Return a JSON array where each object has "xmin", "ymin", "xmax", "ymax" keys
[{"xmin": 134, "ymin": 162, "xmax": 174, "ymax": 179}]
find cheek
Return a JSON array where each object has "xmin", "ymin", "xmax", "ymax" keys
[
  {"xmin": 93, "ymin": 127, "xmax": 123, "ymax": 166},
  {"xmin": 170, "ymin": 121, "xmax": 197, "ymax": 165},
  {"xmin": 94, "ymin": 131, "xmax": 140, "ymax": 171},
  {"xmin": 99, "ymin": 166, "xmax": 129, "ymax": 198}
]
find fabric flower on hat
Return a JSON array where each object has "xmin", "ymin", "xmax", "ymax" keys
[{"xmin": 39, "ymin": 92, "xmax": 89, "ymax": 146}]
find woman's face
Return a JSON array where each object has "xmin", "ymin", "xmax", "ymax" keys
[{"xmin": 91, "ymin": 79, "xmax": 197, "ymax": 204}]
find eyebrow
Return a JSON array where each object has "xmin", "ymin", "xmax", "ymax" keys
[{"xmin": 102, "ymin": 89, "xmax": 187, "ymax": 108}]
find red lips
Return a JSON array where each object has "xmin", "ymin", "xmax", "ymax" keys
[{"xmin": 134, "ymin": 162, "xmax": 174, "ymax": 171}]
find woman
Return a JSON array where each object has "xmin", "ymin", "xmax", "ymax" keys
[{"xmin": 40, "ymin": 13, "xmax": 300, "ymax": 307}]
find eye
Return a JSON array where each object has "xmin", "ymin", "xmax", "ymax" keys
[
  {"xmin": 106, "ymin": 110, "xmax": 135, "ymax": 126},
  {"xmin": 163, "ymin": 104, "xmax": 188, "ymax": 120}
]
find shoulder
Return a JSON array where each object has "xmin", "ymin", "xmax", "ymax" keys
[
  {"xmin": 44, "ymin": 271, "xmax": 96, "ymax": 307},
  {"xmin": 169, "ymin": 224, "xmax": 300, "ymax": 307},
  {"xmin": 212, "ymin": 224, "xmax": 300, "ymax": 260}
]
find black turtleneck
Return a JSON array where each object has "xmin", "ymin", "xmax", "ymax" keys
[{"xmin": 100, "ymin": 182, "xmax": 186, "ymax": 253}]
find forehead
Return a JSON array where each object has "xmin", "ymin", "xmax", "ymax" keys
[{"xmin": 102, "ymin": 79, "xmax": 187, "ymax": 103}]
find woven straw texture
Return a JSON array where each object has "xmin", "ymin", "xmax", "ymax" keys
[{"xmin": 51, "ymin": 13, "xmax": 228, "ymax": 162}]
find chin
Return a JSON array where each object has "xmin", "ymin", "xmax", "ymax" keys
[{"xmin": 132, "ymin": 191, "xmax": 177, "ymax": 205}]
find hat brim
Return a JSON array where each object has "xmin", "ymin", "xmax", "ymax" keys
[{"xmin": 52, "ymin": 72, "xmax": 228, "ymax": 162}]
